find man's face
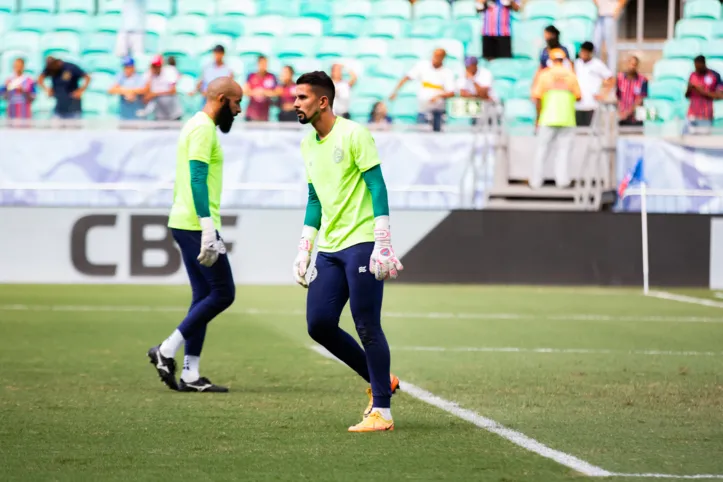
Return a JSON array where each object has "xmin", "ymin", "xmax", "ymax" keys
[
  {"xmin": 294, "ymin": 83, "xmax": 324, "ymax": 125},
  {"xmin": 258, "ymin": 57, "xmax": 267, "ymax": 73},
  {"xmin": 215, "ymin": 92, "xmax": 242, "ymax": 134},
  {"xmin": 579, "ymin": 49, "xmax": 592, "ymax": 62},
  {"xmin": 695, "ymin": 60, "xmax": 706, "ymax": 74},
  {"xmin": 13, "ymin": 59, "xmax": 24, "ymax": 75},
  {"xmin": 544, "ymin": 31, "xmax": 553, "ymax": 43},
  {"xmin": 431, "ymin": 49, "xmax": 445, "ymax": 68},
  {"xmin": 213, "ymin": 51, "xmax": 224, "ymax": 64},
  {"xmin": 627, "ymin": 57, "xmax": 638, "ymax": 73},
  {"xmin": 123, "ymin": 65, "xmax": 135, "ymax": 77},
  {"xmin": 467, "ymin": 64, "xmax": 477, "ymax": 75},
  {"xmin": 45, "ymin": 59, "xmax": 62, "ymax": 75},
  {"xmin": 151, "ymin": 64, "xmax": 162, "ymax": 75}
]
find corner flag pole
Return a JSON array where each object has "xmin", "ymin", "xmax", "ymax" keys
[{"xmin": 640, "ymin": 181, "xmax": 649, "ymax": 295}]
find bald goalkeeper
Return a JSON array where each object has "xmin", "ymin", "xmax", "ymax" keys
[{"xmin": 147, "ymin": 77, "xmax": 243, "ymax": 393}]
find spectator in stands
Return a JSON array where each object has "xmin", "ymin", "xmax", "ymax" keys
[
  {"xmin": 390, "ymin": 48, "xmax": 456, "ymax": 132},
  {"xmin": 138, "ymin": 55, "xmax": 182, "ymax": 121},
  {"xmin": 108, "ymin": 56, "xmax": 145, "ymax": 120},
  {"xmin": 276, "ymin": 65, "xmax": 298, "ymax": 122},
  {"xmin": 539, "ymin": 26, "xmax": 571, "ymax": 70},
  {"xmin": 244, "ymin": 55, "xmax": 277, "ymax": 122},
  {"xmin": 574, "ymin": 41, "xmax": 614, "ymax": 127},
  {"xmin": 38, "ymin": 56, "xmax": 90, "ymax": 120},
  {"xmin": 164, "ymin": 56, "xmax": 180, "ymax": 84},
  {"xmin": 594, "ymin": 0, "xmax": 628, "ymax": 73},
  {"xmin": 2, "ymin": 58, "xmax": 35, "ymax": 119},
  {"xmin": 330, "ymin": 63, "xmax": 357, "ymax": 120},
  {"xmin": 192, "ymin": 45, "xmax": 234, "ymax": 108},
  {"xmin": 115, "ymin": 0, "xmax": 145, "ymax": 57},
  {"xmin": 476, "ymin": 1, "xmax": 520, "ymax": 61},
  {"xmin": 457, "ymin": 56, "xmax": 492, "ymax": 101},
  {"xmin": 369, "ymin": 101, "xmax": 393, "ymax": 128},
  {"xmin": 530, "ymin": 48, "xmax": 581, "ymax": 190},
  {"xmin": 685, "ymin": 55, "xmax": 723, "ymax": 133},
  {"xmin": 616, "ymin": 55, "xmax": 647, "ymax": 126}
]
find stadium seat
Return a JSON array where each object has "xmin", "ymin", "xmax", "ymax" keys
[
  {"xmin": 522, "ymin": 0, "xmax": 558, "ymax": 22},
  {"xmin": 58, "ymin": 0, "xmax": 93, "ymax": 14},
  {"xmin": 648, "ymin": 78, "xmax": 686, "ymax": 102},
  {"xmin": 356, "ymin": 78, "xmax": 395, "ymax": 99},
  {"xmin": 258, "ymin": 0, "xmax": 301, "ymax": 17},
  {"xmin": 333, "ymin": 0, "xmax": 371, "ymax": 20},
  {"xmin": 388, "ymin": 39, "xmax": 429, "ymax": 60},
  {"xmin": 327, "ymin": 17, "xmax": 365, "ymax": 38},
  {"xmin": 406, "ymin": 18, "xmax": 443, "ymax": 39},
  {"xmin": 216, "ymin": 0, "xmax": 257, "ymax": 17},
  {"xmin": 173, "ymin": 55, "xmax": 199, "ymax": 76},
  {"xmin": 366, "ymin": 18, "xmax": 406, "ymax": 39},
  {"xmin": 702, "ymin": 39, "xmax": 723, "ymax": 59},
  {"xmin": 683, "ymin": 0, "xmax": 721, "ymax": 20},
  {"xmin": 41, "ymin": 31, "xmax": 81, "ymax": 57},
  {"xmin": 503, "ymin": 98, "xmax": 536, "ymax": 125},
  {"xmin": 145, "ymin": 13, "xmax": 167, "ymax": 36},
  {"xmin": 662, "ymin": 38, "xmax": 703, "ymax": 59},
  {"xmin": 492, "ymin": 79, "xmax": 514, "ymax": 102},
  {"xmin": 208, "ymin": 17, "xmax": 244, "ymax": 38},
  {"xmin": 20, "ymin": 0, "xmax": 56, "ymax": 13},
  {"xmin": 147, "ymin": 0, "xmax": 172, "ymax": 17},
  {"xmin": 367, "ymin": 61, "xmax": 407, "ymax": 80},
  {"xmin": 390, "ymin": 96, "xmax": 417, "ymax": 120},
  {"xmin": 709, "ymin": 59, "xmax": 723, "ymax": 75},
  {"xmin": 373, "ymin": 0, "xmax": 411, "ymax": 20},
  {"xmin": 82, "ymin": 53, "xmax": 120, "ymax": 74},
  {"xmin": 13, "ymin": 11, "xmax": 51, "ymax": 32},
  {"xmin": 197, "ymin": 34, "xmax": 234, "ymax": 54},
  {"xmin": 88, "ymin": 71, "xmax": 115, "ymax": 93},
  {"xmin": 354, "ymin": 37, "xmax": 389, "ymax": 59},
  {"xmin": 510, "ymin": 79, "xmax": 533, "ymax": 100},
  {"xmin": 714, "ymin": 99, "xmax": 723, "ymax": 121},
  {"xmin": 558, "ymin": 0, "xmax": 598, "ymax": 22},
  {"xmin": 557, "ymin": 18, "xmax": 594, "ymax": 46},
  {"xmin": 414, "ymin": 0, "xmax": 451, "ymax": 21},
  {"xmin": 177, "ymin": 0, "xmax": 215, "ymax": 17},
  {"xmin": 512, "ymin": 34, "xmax": 537, "ymax": 60},
  {"xmin": 440, "ymin": 19, "xmax": 473, "ymax": 46},
  {"xmin": 0, "ymin": 0, "xmax": 16, "ymax": 13},
  {"xmin": 97, "ymin": 0, "xmax": 122, "ymax": 15},
  {"xmin": 451, "ymin": 0, "xmax": 478, "ymax": 21},
  {"xmin": 653, "ymin": 59, "xmax": 695, "ymax": 82},
  {"xmin": 236, "ymin": 36, "xmax": 274, "ymax": 59},
  {"xmin": 349, "ymin": 97, "xmax": 377, "ymax": 122},
  {"xmin": 166, "ymin": 15, "xmax": 208, "ymax": 36},
  {"xmin": 299, "ymin": 0, "xmax": 332, "ymax": 21},
  {"xmin": 54, "ymin": 13, "xmax": 91, "ymax": 33},
  {"xmin": 245, "ymin": 15, "xmax": 286, "ymax": 37},
  {"xmin": 93, "ymin": 14, "xmax": 122, "ymax": 34},
  {"xmin": 316, "ymin": 38, "xmax": 354, "ymax": 59},
  {"xmin": 81, "ymin": 32, "xmax": 117, "ymax": 54},
  {"xmin": 284, "ymin": 57, "xmax": 323, "ymax": 74},
  {"xmin": 82, "ymin": 92, "xmax": 110, "ymax": 117},
  {"xmin": 643, "ymin": 98, "xmax": 678, "ymax": 122},
  {"xmin": 286, "ymin": 18, "xmax": 324, "ymax": 37},
  {"xmin": 2, "ymin": 31, "xmax": 40, "ymax": 53},
  {"xmin": 436, "ymin": 38, "xmax": 465, "ymax": 62},
  {"xmin": 488, "ymin": 58, "xmax": 524, "ymax": 83},
  {"xmin": 675, "ymin": 19, "xmax": 715, "ymax": 41},
  {"xmin": 274, "ymin": 37, "xmax": 319, "ymax": 59},
  {"xmin": 161, "ymin": 35, "xmax": 199, "ymax": 57}
]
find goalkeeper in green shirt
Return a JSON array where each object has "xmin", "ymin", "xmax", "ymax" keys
[{"xmin": 291, "ymin": 71, "xmax": 404, "ymax": 432}]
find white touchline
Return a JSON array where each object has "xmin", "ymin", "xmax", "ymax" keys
[
  {"xmin": 646, "ymin": 291, "xmax": 723, "ymax": 309},
  {"xmin": 389, "ymin": 346, "xmax": 723, "ymax": 357},
  {"xmin": 310, "ymin": 345, "xmax": 723, "ymax": 479}
]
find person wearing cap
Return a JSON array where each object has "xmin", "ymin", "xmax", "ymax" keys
[
  {"xmin": 530, "ymin": 48, "xmax": 581, "ymax": 190},
  {"xmin": 138, "ymin": 54, "xmax": 183, "ymax": 121},
  {"xmin": 192, "ymin": 45, "xmax": 234, "ymax": 107},
  {"xmin": 539, "ymin": 26, "xmax": 571, "ymax": 70},
  {"xmin": 457, "ymin": 56, "xmax": 493, "ymax": 101},
  {"xmin": 108, "ymin": 56, "xmax": 145, "ymax": 120},
  {"xmin": 37, "ymin": 56, "xmax": 90, "ymax": 120}
]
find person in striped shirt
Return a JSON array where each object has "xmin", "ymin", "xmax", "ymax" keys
[
  {"xmin": 2, "ymin": 58, "xmax": 36, "ymax": 119},
  {"xmin": 685, "ymin": 55, "xmax": 722, "ymax": 132},
  {"xmin": 476, "ymin": 0, "xmax": 521, "ymax": 60},
  {"xmin": 616, "ymin": 55, "xmax": 647, "ymax": 126}
]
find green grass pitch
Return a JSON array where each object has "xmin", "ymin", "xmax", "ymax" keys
[{"xmin": 1, "ymin": 284, "xmax": 722, "ymax": 481}]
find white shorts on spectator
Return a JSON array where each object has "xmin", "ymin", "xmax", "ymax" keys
[
  {"xmin": 115, "ymin": 32, "xmax": 144, "ymax": 58},
  {"xmin": 530, "ymin": 126, "xmax": 574, "ymax": 189}
]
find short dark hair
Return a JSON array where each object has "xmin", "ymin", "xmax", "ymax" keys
[
  {"xmin": 694, "ymin": 55, "xmax": 706, "ymax": 63},
  {"xmin": 296, "ymin": 71, "xmax": 335, "ymax": 107},
  {"xmin": 580, "ymin": 41, "xmax": 594, "ymax": 53},
  {"xmin": 258, "ymin": 54, "xmax": 267, "ymax": 61},
  {"xmin": 544, "ymin": 25, "xmax": 560, "ymax": 36}
]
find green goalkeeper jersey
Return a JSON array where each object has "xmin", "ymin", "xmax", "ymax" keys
[{"xmin": 300, "ymin": 117, "xmax": 381, "ymax": 253}]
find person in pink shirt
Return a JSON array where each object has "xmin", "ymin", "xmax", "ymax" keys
[
  {"xmin": 3, "ymin": 58, "xmax": 36, "ymax": 119},
  {"xmin": 244, "ymin": 55, "xmax": 277, "ymax": 122},
  {"xmin": 275, "ymin": 65, "xmax": 297, "ymax": 122}
]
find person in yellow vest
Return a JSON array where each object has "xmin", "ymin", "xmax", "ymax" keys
[{"xmin": 530, "ymin": 48, "xmax": 581, "ymax": 189}]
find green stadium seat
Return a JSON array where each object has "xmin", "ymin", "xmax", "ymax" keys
[
  {"xmin": 161, "ymin": 35, "xmax": 199, "ymax": 57},
  {"xmin": 284, "ymin": 57, "xmax": 323, "ymax": 74},
  {"xmin": 489, "ymin": 58, "xmax": 524, "ymax": 82},
  {"xmin": 522, "ymin": 0, "xmax": 558, "ymax": 22},
  {"xmin": 54, "ymin": 13, "xmax": 91, "ymax": 33},
  {"xmin": 493, "ymin": 79, "xmax": 514, "ymax": 102},
  {"xmin": 208, "ymin": 17, "xmax": 244, "ymax": 38},
  {"xmin": 662, "ymin": 38, "xmax": 703, "ymax": 59},
  {"xmin": 503, "ymin": 98, "xmax": 536, "ymax": 124},
  {"xmin": 286, "ymin": 18, "xmax": 323, "ymax": 37},
  {"xmin": 166, "ymin": 15, "xmax": 208, "ymax": 36},
  {"xmin": 557, "ymin": 18, "xmax": 594, "ymax": 45},
  {"xmin": 82, "ymin": 92, "xmax": 110, "ymax": 117},
  {"xmin": 684, "ymin": 0, "xmax": 721, "ymax": 20},
  {"xmin": 643, "ymin": 98, "xmax": 677, "ymax": 122},
  {"xmin": 349, "ymin": 97, "xmax": 377, "ymax": 122},
  {"xmin": 374, "ymin": 1, "xmax": 411, "ymax": 20},
  {"xmin": 197, "ymin": 34, "xmax": 234, "ymax": 54},
  {"xmin": 367, "ymin": 62, "xmax": 407, "ymax": 80},
  {"xmin": 510, "ymin": 79, "xmax": 533, "ymax": 100},
  {"xmin": 414, "ymin": 0, "xmax": 451, "ymax": 21},
  {"xmin": 174, "ymin": 55, "xmax": 200, "ymax": 76},
  {"xmin": 32, "ymin": 93, "xmax": 55, "ymax": 118},
  {"xmin": 300, "ymin": 0, "xmax": 331, "ymax": 21},
  {"xmin": 0, "ymin": 11, "xmax": 14, "ymax": 35},
  {"xmin": 88, "ymin": 71, "xmax": 115, "ymax": 92},
  {"xmin": 147, "ymin": 0, "xmax": 172, "ymax": 17},
  {"xmin": 714, "ymin": 99, "xmax": 723, "ymax": 120},
  {"xmin": 316, "ymin": 37, "xmax": 353, "ymax": 59},
  {"xmin": 440, "ymin": 19, "xmax": 472, "ymax": 46},
  {"xmin": 327, "ymin": 17, "xmax": 365, "ymax": 38},
  {"xmin": 97, "ymin": 0, "xmax": 122, "ymax": 15},
  {"xmin": 236, "ymin": 36, "xmax": 274, "ymax": 58},
  {"xmin": 366, "ymin": 18, "xmax": 406, "ymax": 39},
  {"xmin": 512, "ymin": 34, "xmax": 537, "ymax": 60},
  {"xmin": 648, "ymin": 78, "xmax": 686, "ymax": 102},
  {"xmin": 653, "ymin": 59, "xmax": 695, "ymax": 82},
  {"xmin": 390, "ymin": 97, "xmax": 417, "ymax": 120},
  {"xmin": 82, "ymin": 53, "xmax": 120, "ymax": 74},
  {"xmin": 709, "ymin": 59, "xmax": 723, "ymax": 74},
  {"xmin": 451, "ymin": 0, "xmax": 478, "ymax": 21},
  {"xmin": 274, "ymin": 37, "xmax": 319, "ymax": 59},
  {"xmin": 245, "ymin": 15, "xmax": 286, "ymax": 37},
  {"xmin": 2, "ymin": 31, "xmax": 40, "ymax": 53},
  {"xmin": 222, "ymin": 56, "xmax": 245, "ymax": 78},
  {"xmin": 436, "ymin": 38, "xmax": 464, "ymax": 62},
  {"xmin": 81, "ymin": 32, "xmax": 116, "ymax": 54},
  {"xmin": 177, "ymin": 0, "xmax": 215, "ymax": 17},
  {"xmin": 1, "ymin": 50, "xmax": 28, "ymax": 74},
  {"xmin": 354, "ymin": 37, "xmax": 389, "ymax": 59},
  {"xmin": 58, "ymin": 0, "xmax": 94, "ymax": 14},
  {"xmin": 41, "ymin": 31, "xmax": 81, "ymax": 56},
  {"xmin": 0, "ymin": 0, "xmax": 16, "ymax": 13},
  {"xmin": 93, "ymin": 14, "xmax": 121, "ymax": 34},
  {"xmin": 333, "ymin": 0, "xmax": 371, "ymax": 20},
  {"xmin": 388, "ymin": 39, "xmax": 428, "ymax": 60},
  {"xmin": 406, "ymin": 18, "xmax": 443, "ymax": 39},
  {"xmin": 512, "ymin": 18, "xmax": 549, "ymax": 43},
  {"xmin": 217, "ymin": 0, "xmax": 257, "ymax": 17},
  {"xmin": 145, "ymin": 13, "xmax": 167, "ymax": 36},
  {"xmin": 259, "ymin": 0, "xmax": 300, "ymax": 17},
  {"xmin": 559, "ymin": 0, "xmax": 597, "ymax": 22},
  {"xmin": 702, "ymin": 39, "xmax": 723, "ymax": 59},
  {"xmin": 20, "ymin": 0, "xmax": 56, "ymax": 13},
  {"xmin": 14, "ymin": 12, "xmax": 51, "ymax": 32},
  {"xmin": 675, "ymin": 19, "xmax": 715, "ymax": 41}
]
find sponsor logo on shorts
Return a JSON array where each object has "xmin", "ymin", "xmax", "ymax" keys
[{"xmin": 358, "ymin": 266, "xmax": 367, "ymax": 273}]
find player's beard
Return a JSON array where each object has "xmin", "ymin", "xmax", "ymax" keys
[
  {"xmin": 217, "ymin": 99, "xmax": 235, "ymax": 134},
  {"xmin": 297, "ymin": 108, "xmax": 320, "ymax": 125}
]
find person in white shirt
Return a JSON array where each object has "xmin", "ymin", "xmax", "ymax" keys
[
  {"xmin": 594, "ymin": 0, "xmax": 629, "ymax": 73},
  {"xmin": 115, "ymin": 0, "xmax": 146, "ymax": 57},
  {"xmin": 573, "ymin": 41, "xmax": 614, "ymax": 126},
  {"xmin": 330, "ymin": 63, "xmax": 357, "ymax": 119},
  {"xmin": 389, "ymin": 48, "xmax": 456, "ymax": 132},
  {"xmin": 138, "ymin": 55, "xmax": 183, "ymax": 120},
  {"xmin": 457, "ymin": 56, "xmax": 492, "ymax": 101}
]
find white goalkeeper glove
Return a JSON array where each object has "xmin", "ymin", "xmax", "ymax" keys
[
  {"xmin": 293, "ymin": 226, "xmax": 317, "ymax": 288},
  {"xmin": 197, "ymin": 217, "xmax": 220, "ymax": 267},
  {"xmin": 370, "ymin": 216, "xmax": 404, "ymax": 281}
]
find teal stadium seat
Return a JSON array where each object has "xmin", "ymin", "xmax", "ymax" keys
[
  {"xmin": 648, "ymin": 78, "xmax": 686, "ymax": 102},
  {"xmin": 245, "ymin": 15, "xmax": 286, "ymax": 37},
  {"xmin": 2, "ymin": 31, "xmax": 40, "ymax": 53},
  {"xmin": 259, "ymin": 0, "xmax": 301, "ymax": 17},
  {"xmin": 0, "ymin": 0, "xmax": 16, "ymax": 13},
  {"xmin": 82, "ymin": 92, "xmax": 109, "ymax": 118},
  {"xmin": 41, "ymin": 31, "xmax": 81, "ymax": 56},
  {"xmin": 81, "ymin": 32, "xmax": 116, "ymax": 54},
  {"xmin": 675, "ymin": 19, "xmax": 715, "ymax": 41},
  {"xmin": 511, "ymin": 79, "xmax": 533, "ymax": 100},
  {"xmin": 161, "ymin": 35, "xmax": 199, "ymax": 57},
  {"xmin": 333, "ymin": 0, "xmax": 371, "ymax": 20},
  {"xmin": 177, "ymin": 0, "xmax": 215, "ymax": 17},
  {"xmin": 653, "ymin": 59, "xmax": 695, "ymax": 82},
  {"xmin": 94, "ymin": 14, "xmax": 121, "ymax": 34},
  {"xmin": 236, "ymin": 36, "xmax": 274, "ymax": 59},
  {"xmin": 493, "ymin": 79, "xmax": 514, "ymax": 102},
  {"xmin": 54, "ymin": 13, "xmax": 91, "ymax": 33},
  {"xmin": 285, "ymin": 57, "xmax": 323, "ymax": 74},
  {"xmin": 367, "ymin": 62, "xmax": 407, "ymax": 80},
  {"xmin": 452, "ymin": 0, "xmax": 478, "ymax": 21},
  {"xmin": 82, "ymin": 53, "xmax": 120, "ymax": 74},
  {"xmin": 274, "ymin": 37, "xmax": 319, "ymax": 59},
  {"xmin": 286, "ymin": 18, "xmax": 323, "ymax": 37},
  {"xmin": 88, "ymin": 71, "xmax": 115, "ymax": 93},
  {"xmin": 709, "ymin": 59, "xmax": 723, "ymax": 75},
  {"xmin": 300, "ymin": 0, "xmax": 331, "ymax": 22},
  {"xmin": 557, "ymin": 18, "xmax": 594, "ymax": 46},
  {"xmin": 20, "ymin": 0, "xmax": 56, "ymax": 13},
  {"xmin": 58, "ymin": 0, "xmax": 93, "ymax": 14},
  {"xmin": 441, "ymin": 19, "xmax": 473, "ymax": 47},
  {"xmin": 317, "ymin": 37, "xmax": 353, "ymax": 59},
  {"xmin": 684, "ymin": 0, "xmax": 721, "ymax": 20},
  {"xmin": 522, "ymin": 0, "xmax": 558, "ymax": 22},
  {"xmin": 146, "ymin": 0, "xmax": 172, "ymax": 17},
  {"xmin": 357, "ymin": 78, "xmax": 396, "ymax": 100},
  {"xmin": 174, "ymin": 56, "xmax": 200, "ymax": 76},
  {"xmin": 662, "ymin": 38, "xmax": 703, "ymax": 59},
  {"xmin": 414, "ymin": 0, "xmax": 451, "ymax": 21},
  {"xmin": 436, "ymin": 38, "xmax": 465, "ymax": 62},
  {"xmin": 702, "ymin": 39, "xmax": 723, "ymax": 59},
  {"xmin": 406, "ymin": 18, "xmax": 443, "ymax": 39},
  {"xmin": 714, "ymin": 100, "xmax": 723, "ymax": 123},
  {"xmin": 503, "ymin": 98, "xmax": 537, "ymax": 126},
  {"xmin": 390, "ymin": 96, "xmax": 417, "ymax": 120},
  {"xmin": 197, "ymin": 34, "xmax": 234, "ymax": 54},
  {"xmin": 208, "ymin": 17, "xmax": 244, "ymax": 38},
  {"xmin": 512, "ymin": 34, "xmax": 537, "ymax": 60},
  {"xmin": 216, "ymin": 0, "xmax": 257, "ymax": 17},
  {"xmin": 349, "ymin": 97, "xmax": 377, "ymax": 122},
  {"xmin": 327, "ymin": 17, "xmax": 365, "ymax": 38},
  {"xmin": 643, "ymin": 98, "xmax": 677, "ymax": 122},
  {"xmin": 166, "ymin": 15, "xmax": 207, "ymax": 36},
  {"xmin": 374, "ymin": 1, "xmax": 411, "ymax": 20},
  {"xmin": 0, "ymin": 12, "xmax": 14, "ymax": 35},
  {"xmin": 366, "ymin": 18, "xmax": 406, "ymax": 39},
  {"xmin": 97, "ymin": 0, "xmax": 122, "ymax": 15},
  {"xmin": 489, "ymin": 58, "xmax": 525, "ymax": 82},
  {"xmin": 354, "ymin": 37, "xmax": 389, "ymax": 59},
  {"xmin": 559, "ymin": 0, "xmax": 598, "ymax": 22},
  {"xmin": 388, "ymin": 39, "xmax": 430, "ymax": 60},
  {"xmin": 145, "ymin": 13, "xmax": 167, "ymax": 37},
  {"xmin": 14, "ymin": 12, "xmax": 51, "ymax": 32}
]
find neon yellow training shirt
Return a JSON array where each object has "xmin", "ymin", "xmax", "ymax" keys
[
  {"xmin": 168, "ymin": 112, "xmax": 224, "ymax": 230},
  {"xmin": 300, "ymin": 116, "xmax": 381, "ymax": 253}
]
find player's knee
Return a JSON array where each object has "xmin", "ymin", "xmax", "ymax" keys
[
  {"xmin": 355, "ymin": 322, "xmax": 383, "ymax": 347},
  {"xmin": 211, "ymin": 285, "xmax": 235, "ymax": 311},
  {"xmin": 306, "ymin": 315, "xmax": 332, "ymax": 342}
]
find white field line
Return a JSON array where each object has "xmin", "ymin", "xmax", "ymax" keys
[
  {"xmin": 646, "ymin": 291, "xmax": 723, "ymax": 309},
  {"xmin": 3, "ymin": 304, "xmax": 723, "ymax": 324},
  {"xmin": 614, "ymin": 475, "xmax": 723, "ymax": 480},
  {"xmin": 389, "ymin": 346, "xmax": 723, "ymax": 357}
]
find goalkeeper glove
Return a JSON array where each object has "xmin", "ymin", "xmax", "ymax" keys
[
  {"xmin": 370, "ymin": 216, "xmax": 404, "ymax": 281},
  {"xmin": 293, "ymin": 226, "xmax": 317, "ymax": 288},
  {"xmin": 197, "ymin": 217, "xmax": 220, "ymax": 267}
]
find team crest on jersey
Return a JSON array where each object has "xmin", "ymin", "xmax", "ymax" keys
[{"xmin": 333, "ymin": 145, "xmax": 344, "ymax": 164}]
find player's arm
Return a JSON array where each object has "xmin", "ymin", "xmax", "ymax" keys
[
  {"xmin": 188, "ymin": 124, "xmax": 220, "ymax": 267},
  {"xmin": 354, "ymin": 128, "xmax": 403, "ymax": 281},
  {"xmin": 293, "ymin": 180, "xmax": 322, "ymax": 288}
]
